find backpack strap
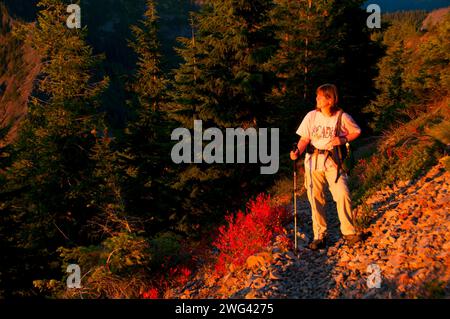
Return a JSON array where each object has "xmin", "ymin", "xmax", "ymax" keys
[
  {"xmin": 306, "ymin": 110, "xmax": 318, "ymax": 152},
  {"xmin": 334, "ymin": 108, "xmax": 344, "ymax": 137},
  {"xmin": 333, "ymin": 108, "xmax": 345, "ymax": 183},
  {"xmin": 312, "ymin": 109, "xmax": 317, "ymax": 132},
  {"xmin": 309, "ymin": 110, "xmax": 318, "ymax": 169}
]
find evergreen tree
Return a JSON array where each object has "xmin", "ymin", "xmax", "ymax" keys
[
  {"xmin": 87, "ymin": 126, "xmax": 139, "ymax": 238},
  {"xmin": 128, "ymin": 0, "xmax": 168, "ymax": 112},
  {"xmin": 365, "ymin": 41, "xmax": 408, "ymax": 132},
  {"xmin": 169, "ymin": 13, "xmax": 203, "ymax": 129},
  {"xmin": 325, "ymin": 0, "xmax": 381, "ymax": 119},
  {"xmin": 171, "ymin": 0, "xmax": 278, "ymax": 128},
  {"xmin": 0, "ymin": 0, "xmax": 109, "ymax": 295},
  {"xmin": 266, "ymin": 0, "xmax": 380, "ymax": 143},
  {"xmin": 118, "ymin": 0, "xmax": 174, "ymax": 234},
  {"xmin": 168, "ymin": 0, "xmax": 278, "ymax": 234},
  {"xmin": 406, "ymin": 11, "xmax": 450, "ymax": 104},
  {"xmin": 265, "ymin": 0, "xmax": 332, "ymax": 147},
  {"xmin": 363, "ymin": 10, "xmax": 445, "ymax": 132}
]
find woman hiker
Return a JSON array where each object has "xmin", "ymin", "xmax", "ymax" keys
[{"xmin": 290, "ymin": 84, "xmax": 363, "ymax": 250}]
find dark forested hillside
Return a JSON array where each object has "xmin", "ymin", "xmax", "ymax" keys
[
  {"xmin": 1, "ymin": 0, "xmax": 202, "ymax": 137},
  {"xmin": 3, "ymin": 0, "xmax": 201, "ymax": 70}
]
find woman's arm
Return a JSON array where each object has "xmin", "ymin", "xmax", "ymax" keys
[
  {"xmin": 290, "ymin": 137, "xmax": 310, "ymax": 160},
  {"xmin": 341, "ymin": 113, "xmax": 361, "ymax": 143},
  {"xmin": 297, "ymin": 137, "xmax": 310, "ymax": 154},
  {"xmin": 345, "ymin": 132, "xmax": 360, "ymax": 143},
  {"xmin": 326, "ymin": 132, "xmax": 360, "ymax": 148}
]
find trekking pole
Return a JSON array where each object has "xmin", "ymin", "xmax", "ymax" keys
[{"xmin": 292, "ymin": 143, "xmax": 298, "ymax": 254}]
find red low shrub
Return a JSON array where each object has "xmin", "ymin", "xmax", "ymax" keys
[
  {"xmin": 142, "ymin": 287, "xmax": 159, "ymax": 299},
  {"xmin": 212, "ymin": 193, "xmax": 289, "ymax": 275}
]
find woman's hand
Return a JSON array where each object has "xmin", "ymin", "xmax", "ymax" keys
[
  {"xmin": 326, "ymin": 136, "xmax": 347, "ymax": 148},
  {"xmin": 290, "ymin": 150, "xmax": 299, "ymax": 161},
  {"xmin": 291, "ymin": 137, "xmax": 310, "ymax": 160}
]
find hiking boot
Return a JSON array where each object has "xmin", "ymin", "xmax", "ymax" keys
[
  {"xmin": 308, "ymin": 237, "xmax": 326, "ymax": 251},
  {"xmin": 343, "ymin": 233, "xmax": 363, "ymax": 246}
]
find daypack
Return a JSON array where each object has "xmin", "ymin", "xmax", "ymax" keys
[{"xmin": 331, "ymin": 109, "xmax": 354, "ymax": 182}]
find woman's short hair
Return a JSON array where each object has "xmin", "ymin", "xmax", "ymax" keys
[{"xmin": 316, "ymin": 84, "xmax": 340, "ymax": 115}]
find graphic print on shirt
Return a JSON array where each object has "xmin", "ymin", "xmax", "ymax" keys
[
  {"xmin": 296, "ymin": 110, "xmax": 361, "ymax": 172},
  {"xmin": 311, "ymin": 125, "xmax": 335, "ymax": 140}
]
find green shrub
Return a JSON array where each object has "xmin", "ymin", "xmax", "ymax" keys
[
  {"xmin": 149, "ymin": 231, "xmax": 183, "ymax": 268},
  {"xmin": 441, "ymin": 156, "xmax": 450, "ymax": 172},
  {"xmin": 425, "ymin": 119, "xmax": 450, "ymax": 146},
  {"xmin": 33, "ymin": 232, "xmax": 153, "ymax": 299},
  {"xmin": 354, "ymin": 203, "xmax": 373, "ymax": 230},
  {"xmin": 418, "ymin": 279, "xmax": 447, "ymax": 299}
]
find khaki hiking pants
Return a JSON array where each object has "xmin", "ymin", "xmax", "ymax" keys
[{"xmin": 304, "ymin": 167, "xmax": 357, "ymax": 240}]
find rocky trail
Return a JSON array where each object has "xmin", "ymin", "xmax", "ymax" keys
[{"xmin": 175, "ymin": 158, "xmax": 449, "ymax": 299}]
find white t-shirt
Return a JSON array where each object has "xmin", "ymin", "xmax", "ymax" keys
[{"xmin": 296, "ymin": 109, "xmax": 361, "ymax": 171}]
